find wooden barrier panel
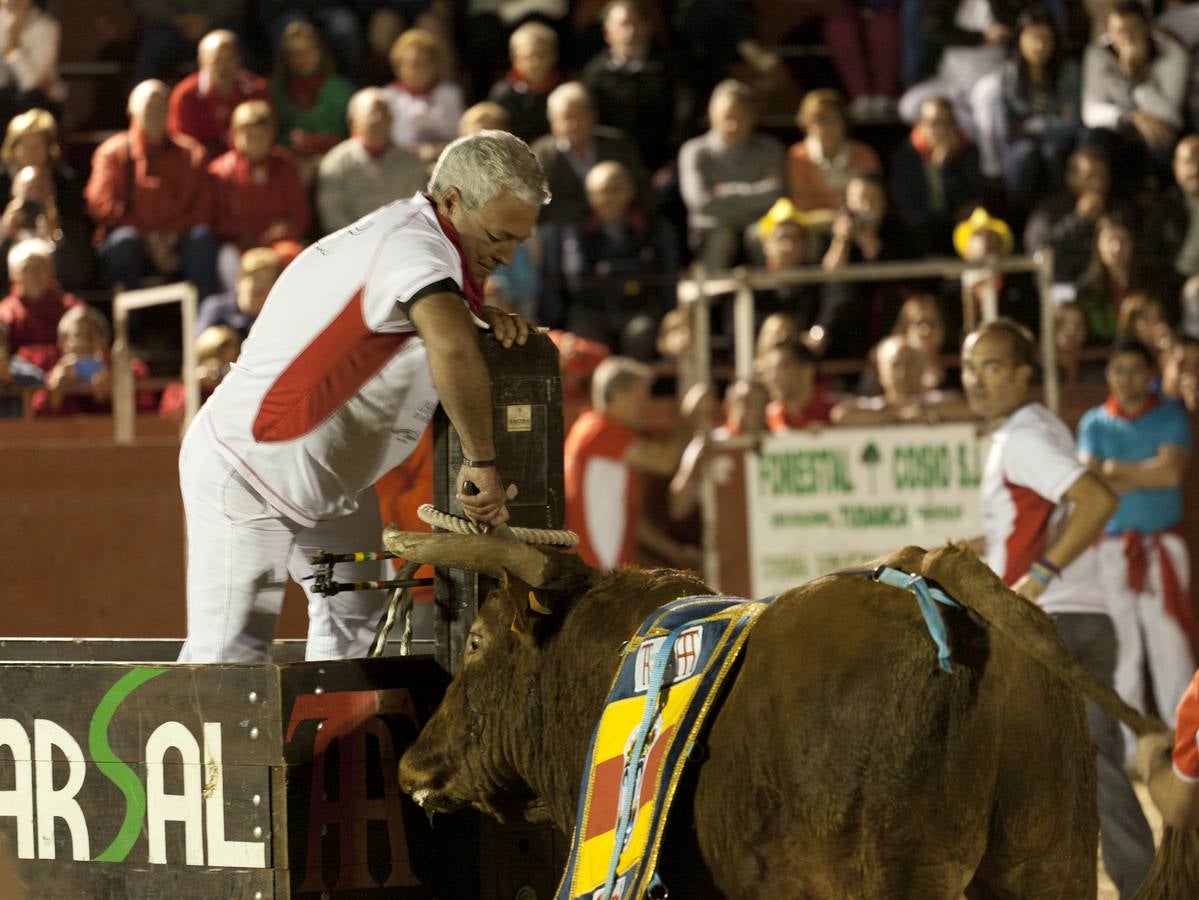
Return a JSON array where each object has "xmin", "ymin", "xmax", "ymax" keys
[{"xmin": 0, "ymin": 651, "xmax": 478, "ymax": 898}]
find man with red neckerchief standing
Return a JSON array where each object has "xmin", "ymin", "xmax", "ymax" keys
[
  {"xmin": 1079, "ymin": 340, "xmax": 1198, "ymax": 753},
  {"xmin": 177, "ymin": 131, "xmax": 548, "ymax": 663}
]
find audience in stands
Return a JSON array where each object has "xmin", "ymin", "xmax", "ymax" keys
[
  {"xmin": 581, "ymin": 0, "xmax": 677, "ymax": 175},
  {"xmin": 195, "ymin": 246, "xmax": 281, "ymax": 338},
  {"xmin": 1162, "ymin": 335, "xmax": 1199, "ymax": 413},
  {"xmin": 1082, "ymin": 1, "xmax": 1188, "ymax": 188},
  {"xmin": 168, "ymin": 30, "xmax": 269, "ymax": 159},
  {"xmin": 533, "ymin": 81, "xmax": 647, "ymax": 225},
  {"xmin": 678, "ymin": 79, "xmax": 784, "ymax": 270},
  {"xmin": 0, "ymin": 322, "xmax": 41, "ymax": 418},
  {"xmin": 131, "ymin": 0, "xmax": 247, "ymax": 83},
  {"xmin": 0, "ymin": 165, "xmax": 82, "ymax": 292},
  {"xmin": 158, "ymin": 323, "xmax": 242, "ymax": 418},
  {"xmin": 208, "ymin": 100, "xmax": 309, "ymax": 288},
  {"xmin": 1159, "ymin": 136, "xmax": 1199, "ymax": 283},
  {"xmin": 487, "ymin": 21, "xmax": 560, "ymax": 144},
  {"xmin": 758, "ymin": 340, "xmax": 834, "ymax": 432},
  {"xmin": 752, "ymin": 199, "xmax": 817, "ymax": 333},
  {"xmin": 460, "ymin": 0, "xmax": 569, "ymax": 101},
  {"xmin": 316, "ymin": 86, "xmax": 425, "ymax": 234},
  {"xmin": 32, "ymin": 304, "xmax": 153, "ymax": 417},
  {"xmin": 787, "ymin": 89, "xmax": 882, "ymax": 228},
  {"xmin": 892, "ymin": 292, "xmax": 953, "ymax": 389},
  {"xmin": 255, "ymin": 0, "xmax": 363, "ymax": 81},
  {"xmin": 271, "ymin": 21, "xmax": 354, "ymax": 183},
  {"xmin": 1025, "ymin": 145, "xmax": 1115, "ymax": 284},
  {"xmin": 823, "ymin": 0, "xmax": 901, "ymax": 120},
  {"xmin": 540, "ymin": 159, "xmax": 676, "ymax": 356},
  {"xmin": 891, "ymin": 96, "xmax": 982, "ymax": 257},
  {"xmin": 1054, "ymin": 301, "xmax": 1104, "ymax": 385},
  {"xmin": 458, "ymin": 100, "xmax": 508, "ymax": 134},
  {"xmin": 955, "ymin": 206, "xmax": 1038, "ymax": 332},
  {"xmin": 0, "ymin": 0, "xmax": 65, "ymax": 124},
  {"xmin": 818, "ymin": 172, "xmax": 911, "ymax": 358},
  {"xmin": 898, "ymin": 0, "xmax": 1016, "ymax": 137},
  {"xmin": 985, "ymin": 5, "xmax": 1081, "ymax": 222},
  {"xmin": 1116, "ymin": 291, "xmax": 1174, "ymax": 364},
  {"xmin": 85, "ymin": 80, "xmax": 217, "ymax": 299},
  {"xmin": 384, "ymin": 27, "xmax": 463, "ymax": 162},
  {"xmin": 1075, "ymin": 212, "xmax": 1151, "ymax": 343},
  {"xmin": 831, "ymin": 334, "xmax": 971, "ymax": 425},
  {"xmin": 0, "ymin": 238, "xmax": 82, "ymax": 371}
]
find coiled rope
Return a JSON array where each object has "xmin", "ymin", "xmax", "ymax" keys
[{"xmin": 416, "ymin": 503, "xmax": 578, "ymax": 546}]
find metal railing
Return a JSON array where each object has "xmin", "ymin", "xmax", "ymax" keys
[
  {"xmin": 679, "ymin": 249, "xmax": 1059, "ymax": 411},
  {"xmin": 111, "ymin": 281, "xmax": 199, "ymax": 444}
]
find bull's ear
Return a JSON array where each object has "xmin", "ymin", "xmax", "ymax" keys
[{"xmin": 499, "ymin": 571, "xmax": 561, "ymax": 644}]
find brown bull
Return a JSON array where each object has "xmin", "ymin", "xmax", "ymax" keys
[{"xmin": 388, "ymin": 532, "xmax": 1190, "ymax": 899}]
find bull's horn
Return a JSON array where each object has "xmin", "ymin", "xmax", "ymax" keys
[{"xmin": 382, "ymin": 527, "xmax": 555, "ymax": 586}]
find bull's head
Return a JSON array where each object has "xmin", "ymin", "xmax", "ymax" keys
[{"xmin": 386, "ymin": 527, "xmax": 592, "ymax": 823}]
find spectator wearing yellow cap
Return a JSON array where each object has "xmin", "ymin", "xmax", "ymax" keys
[
  {"xmin": 678, "ymin": 79, "xmax": 784, "ymax": 269},
  {"xmin": 955, "ymin": 206, "xmax": 1037, "ymax": 333},
  {"xmin": 741, "ymin": 198, "xmax": 819, "ymax": 338}
]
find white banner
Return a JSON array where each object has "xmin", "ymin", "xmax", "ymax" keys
[{"xmin": 744, "ymin": 424, "xmax": 987, "ymax": 597}]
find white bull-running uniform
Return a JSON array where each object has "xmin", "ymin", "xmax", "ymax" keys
[{"xmin": 178, "ymin": 193, "xmax": 482, "ymax": 663}]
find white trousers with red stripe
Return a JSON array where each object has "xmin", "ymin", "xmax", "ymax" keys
[
  {"xmin": 177, "ymin": 424, "xmax": 388, "ymax": 663},
  {"xmin": 1097, "ymin": 534, "xmax": 1196, "ymax": 748}
]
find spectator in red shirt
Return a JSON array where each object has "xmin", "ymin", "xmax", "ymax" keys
[
  {"xmin": 208, "ymin": 99, "xmax": 309, "ymax": 289},
  {"xmin": 168, "ymin": 30, "xmax": 269, "ymax": 159},
  {"xmin": 85, "ymin": 80, "xmax": 218, "ymax": 299},
  {"xmin": 759, "ymin": 340, "xmax": 833, "ymax": 432},
  {"xmin": 0, "ymin": 237, "xmax": 81, "ymax": 371},
  {"xmin": 565, "ymin": 357, "xmax": 688, "ymax": 570}
]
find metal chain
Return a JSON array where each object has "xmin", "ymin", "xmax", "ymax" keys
[{"xmin": 416, "ymin": 503, "xmax": 579, "ymax": 547}]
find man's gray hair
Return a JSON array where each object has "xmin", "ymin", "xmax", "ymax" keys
[
  {"xmin": 427, "ymin": 130, "xmax": 550, "ymax": 211},
  {"xmin": 547, "ymin": 81, "xmax": 592, "ymax": 119},
  {"xmin": 709, "ymin": 78, "xmax": 754, "ymax": 111},
  {"xmin": 592, "ymin": 356, "xmax": 653, "ymax": 410}
]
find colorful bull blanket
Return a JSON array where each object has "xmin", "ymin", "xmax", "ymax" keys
[
  {"xmin": 555, "ymin": 568, "xmax": 962, "ymax": 900},
  {"xmin": 555, "ymin": 594, "xmax": 773, "ymax": 900}
]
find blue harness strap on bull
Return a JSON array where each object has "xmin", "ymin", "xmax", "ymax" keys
[
  {"xmin": 872, "ymin": 567, "xmax": 962, "ymax": 673},
  {"xmin": 556, "ymin": 594, "xmax": 772, "ymax": 900}
]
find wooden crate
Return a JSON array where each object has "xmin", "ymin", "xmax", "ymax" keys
[{"xmin": 0, "ymin": 646, "xmax": 480, "ymax": 898}]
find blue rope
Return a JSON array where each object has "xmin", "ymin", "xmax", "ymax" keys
[
  {"xmin": 874, "ymin": 567, "xmax": 962, "ymax": 673},
  {"xmin": 600, "ymin": 622, "xmax": 690, "ymax": 899}
]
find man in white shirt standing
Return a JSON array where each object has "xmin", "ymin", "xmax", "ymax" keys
[
  {"xmin": 962, "ymin": 318, "xmax": 1154, "ymax": 898},
  {"xmin": 178, "ymin": 131, "xmax": 548, "ymax": 664}
]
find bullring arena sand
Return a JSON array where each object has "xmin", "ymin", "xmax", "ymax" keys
[{"xmin": 1097, "ymin": 783, "xmax": 1162, "ymax": 900}]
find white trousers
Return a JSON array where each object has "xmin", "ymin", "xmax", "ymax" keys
[
  {"xmin": 1097, "ymin": 533, "xmax": 1196, "ymax": 756},
  {"xmin": 178, "ymin": 425, "xmax": 388, "ymax": 663}
]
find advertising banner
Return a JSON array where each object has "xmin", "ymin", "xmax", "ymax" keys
[{"xmin": 745, "ymin": 424, "xmax": 986, "ymax": 597}]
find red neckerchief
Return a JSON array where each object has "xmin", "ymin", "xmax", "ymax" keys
[
  {"xmin": 1121, "ymin": 527, "xmax": 1199, "ymax": 644},
  {"xmin": 1104, "ymin": 392, "xmax": 1161, "ymax": 420},
  {"xmin": 909, "ymin": 125, "xmax": 967, "ymax": 164},
  {"xmin": 423, "ymin": 194, "xmax": 483, "ymax": 312},
  {"xmin": 393, "ymin": 79, "xmax": 434, "ymax": 98},
  {"xmin": 285, "ymin": 74, "xmax": 325, "ymax": 110},
  {"xmin": 506, "ymin": 67, "xmax": 562, "ymax": 96},
  {"xmin": 356, "ymin": 135, "xmax": 388, "ymax": 159}
]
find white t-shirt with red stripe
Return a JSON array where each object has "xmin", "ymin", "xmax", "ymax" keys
[
  {"xmin": 982, "ymin": 402, "xmax": 1107, "ymax": 615},
  {"xmin": 196, "ymin": 193, "xmax": 479, "ymax": 527}
]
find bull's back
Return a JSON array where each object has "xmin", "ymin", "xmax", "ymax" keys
[{"xmin": 674, "ymin": 576, "xmax": 1091, "ymax": 898}]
